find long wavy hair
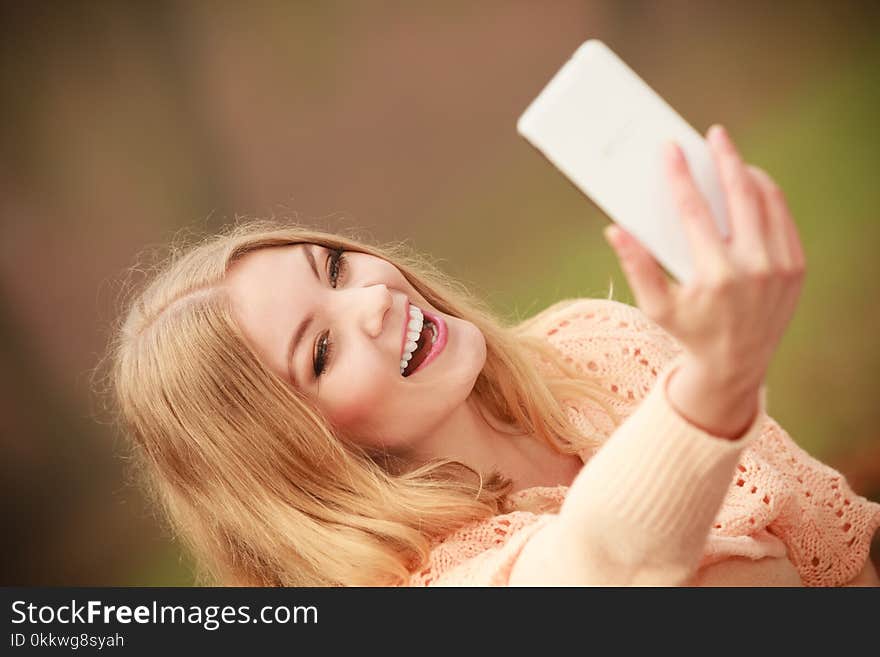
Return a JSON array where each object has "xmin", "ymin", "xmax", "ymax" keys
[{"xmin": 100, "ymin": 219, "xmax": 618, "ymax": 586}]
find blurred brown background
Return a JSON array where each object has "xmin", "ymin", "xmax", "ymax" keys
[{"xmin": 2, "ymin": 1, "xmax": 878, "ymax": 585}]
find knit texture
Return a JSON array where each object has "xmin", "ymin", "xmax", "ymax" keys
[{"xmin": 406, "ymin": 298, "xmax": 880, "ymax": 586}]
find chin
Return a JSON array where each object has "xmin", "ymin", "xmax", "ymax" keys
[{"xmin": 466, "ymin": 329, "xmax": 488, "ymax": 383}]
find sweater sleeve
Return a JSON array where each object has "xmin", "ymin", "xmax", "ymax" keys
[{"xmin": 511, "ymin": 351, "xmax": 766, "ymax": 586}]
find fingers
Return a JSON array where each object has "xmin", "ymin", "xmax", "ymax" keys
[
  {"xmin": 747, "ymin": 165, "xmax": 806, "ymax": 271},
  {"xmin": 707, "ymin": 125, "xmax": 770, "ymax": 270},
  {"xmin": 663, "ymin": 142, "xmax": 728, "ymax": 279},
  {"xmin": 604, "ymin": 225, "xmax": 672, "ymax": 321},
  {"xmin": 745, "ymin": 164, "xmax": 807, "ymax": 348}
]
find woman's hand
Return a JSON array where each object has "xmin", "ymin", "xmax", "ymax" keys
[{"xmin": 604, "ymin": 125, "xmax": 806, "ymax": 437}]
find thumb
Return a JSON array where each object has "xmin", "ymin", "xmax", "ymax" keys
[{"xmin": 604, "ymin": 225, "xmax": 671, "ymax": 318}]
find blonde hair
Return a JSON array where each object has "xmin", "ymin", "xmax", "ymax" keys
[{"xmin": 100, "ymin": 219, "xmax": 618, "ymax": 586}]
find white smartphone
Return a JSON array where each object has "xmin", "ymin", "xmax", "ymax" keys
[{"xmin": 516, "ymin": 39, "xmax": 729, "ymax": 284}]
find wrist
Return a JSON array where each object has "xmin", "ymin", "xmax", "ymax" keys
[
  {"xmin": 666, "ymin": 358, "xmax": 762, "ymax": 440},
  {"xmin": 679, "ymin": 353, "xmax": 765, "ymax": 398}
]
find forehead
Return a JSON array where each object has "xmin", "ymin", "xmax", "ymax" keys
[
  {"xmin": 227, "ymin": 243, "xmax": 305, "ymax": 283},
  {"xmin": 223, "ymin": 243, "xmax": 311, "ymax": 367}
]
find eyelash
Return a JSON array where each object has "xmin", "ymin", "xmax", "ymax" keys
[{"xmin": 313, "ymin": 249, "xmax": 348, "ymax": 378}]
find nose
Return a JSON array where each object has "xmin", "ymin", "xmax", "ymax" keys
[{"xmin": 351, "ymin": 283, "xmax": 393, "ymax": 339}]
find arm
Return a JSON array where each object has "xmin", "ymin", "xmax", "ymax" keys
[
  {"xmin": 514, "ymin": 125, "xmax": 804, "ymax": 586},
  {"xmin": 510, "ymin": 355, "xmax": 765, "ymax": 586},
  {"xmin": 509, "ymin": 127, "xmax": 879, "ymax": 587}
]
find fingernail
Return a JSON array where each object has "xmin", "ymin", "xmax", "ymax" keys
[
  {"xmin": 604, "ymin": 225, "xmax": 617, "ymax": 246},
  {"xmin": 708, "ymin": 124, "xmax": 727, "ymax": 147},
  {"xmin": 750, "ymin": 164, "xmax": 770, "ymax": 181},
  {"xmin": 604, "ymin": 225, "xmax": 624, "ymax": 249}
]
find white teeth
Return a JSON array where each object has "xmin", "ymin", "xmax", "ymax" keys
[{"xmin": 400, "ymin": 303, "xmax": 426, "ymax": 375}]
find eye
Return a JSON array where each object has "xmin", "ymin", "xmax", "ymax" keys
[
  {"xmin": 313, "ymin": 330, "xmax": 335, "ymax": 378},
  {"xmin": 327, "ymin": 248, "xmax": 348, "ymax": 288},
  {"xmin": 313, "ymin": 249, "xmax": 348, "ymax": 378}
]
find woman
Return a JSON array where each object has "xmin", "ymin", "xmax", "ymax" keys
[{"xmin": 106, "ymin": 125, "xmax": 879, "ymax": 586}]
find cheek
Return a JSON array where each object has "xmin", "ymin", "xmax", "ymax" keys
[{"xmin": 323, "ymin": 352, "xmax": 396, "ymax": 429}]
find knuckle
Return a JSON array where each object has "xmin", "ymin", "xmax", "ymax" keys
[
  {"xmin": 782, "ymin": 263, "xmax": 806, "ymax": 280},
  {"xmin": 748, "ymin": 266, "xmax": 773, "ymax": 284},
  {"xmin": 778, "ymin": 264, "xmax": 795, "ymax": 278},
  {"xmin": 709, "ymin": 269, "xmax": 737, "ymax": 294},
  {"xmin": 725, "ymin": 172, "xmax": 753, "ymax": 199}
]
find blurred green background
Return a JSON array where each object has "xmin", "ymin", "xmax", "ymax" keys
[{"xmin": 2, "ymin": 1, "xmax": 878, "ymax": 585}]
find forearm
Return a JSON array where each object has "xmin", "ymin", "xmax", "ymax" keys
[{"xmin": 511, "ymin": 355, "xmax": 765, "ymax": 586}]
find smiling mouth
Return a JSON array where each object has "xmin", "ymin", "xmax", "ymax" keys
[
  {"xmin": 399, "ymin": 301, "xmax": 447, "ymax": 377},
  {"xmin": 400, "ymin": 302, "xmax": 432, "ymax": 376},
  {"xmin": 402, "ymin": 320, "xmax": 437, "ymax": 376}
]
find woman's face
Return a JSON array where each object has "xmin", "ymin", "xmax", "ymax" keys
[{"xmin": 223, "ymin": 243, "xmax": 487, "ymax": 449}]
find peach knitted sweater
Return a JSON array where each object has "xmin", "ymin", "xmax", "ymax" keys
[{"xmin": 407, "ymin": 298, "xmax": 880, "ymax": 587}]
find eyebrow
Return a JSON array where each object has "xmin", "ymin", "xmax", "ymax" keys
[{"xmin": 287, "ymin": 245, "xmax": 320, "ymax": 387}]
